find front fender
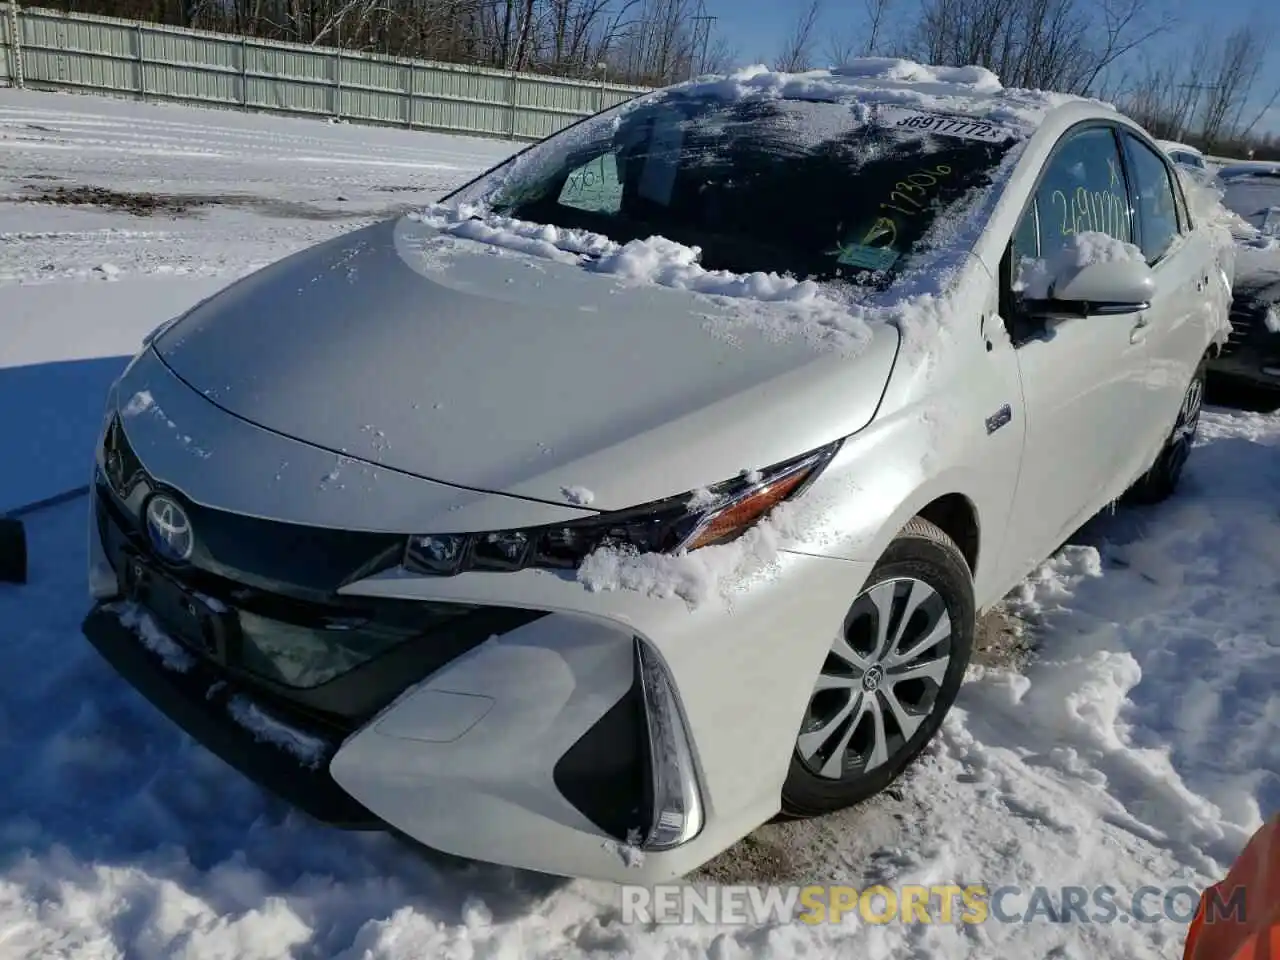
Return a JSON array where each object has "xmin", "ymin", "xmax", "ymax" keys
[{"xmin": 778, "ymin": 383, "xmax": 1024, "ymax": 610}]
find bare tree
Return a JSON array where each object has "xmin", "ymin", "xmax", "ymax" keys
[
  {"xmin": 824, "ymin": 0, "xmax": 894, "ymax": 64},
  {"xmin": 1198, "ymin": 24, "xmax": 1273, "ymax": 151},
  {"xmin": 910, "ymin": 0, "xmax": 1173, "ymax": 96},
  {"xmin": 774, "ymin": 0, "xmax": 823, "ymax": 72}
]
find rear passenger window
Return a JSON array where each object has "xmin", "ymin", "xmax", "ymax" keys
[
  {"xmin": 558, "ymin": 153, "xmax": 624, "ymax": 214},
  {"xmin": 1032, "ymin": 126, "xmax": 1133, "ymax": 259},
  {"xmin": 1121, "ymin": 133, "xmax": 1181, "ymax": 263}
]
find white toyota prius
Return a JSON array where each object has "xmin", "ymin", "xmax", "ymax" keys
[{"xmin": 82, "ymin": 60, "xmax": 1232, "ymax": 883}]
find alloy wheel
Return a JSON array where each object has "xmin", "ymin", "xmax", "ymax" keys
[
  {"xmin": 796, "ymin": 577, "xmax": 953, "ymax": 781},
  {"xmin": 1168, "ymin": 371, "xmax": 1205, "ymax": 475}
]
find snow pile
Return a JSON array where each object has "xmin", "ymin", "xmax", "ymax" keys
[
  {"xmin": 413, "ymin": 203, "xmax": 840, "ymax": 305},
  {"xmin": 109, "ymin": 601, "xmax": 197, "ymax": 673},
  {"xmin": 590, "ymin": 235, "xmax": 820, "ymax": 302},
  {"xmin": 413, "ymin": 56, "xmax": 1077, "ymax": 359},
  {"xmin": 1179, "ymin": 167, "xmax": 1254, "ymax": 245},
  {"xmin": 1014, "ymin": 231, "xmax": 1145, "ymax": 299},
  {"xmin": 107, "ymin": 602, "xmax": 328, "ymax": 771},
  {"xmin": 413, "ymin": 201, "xmax": 882, "ymax": 353},
  {"xmin": 559, "ymin": 484, "xmax": 595, "ymax": 506},
  {"xmin": 578, "ymin": 511, "xmax": 788, "ymax": 605},
  {"xmin": 577, "ymin": 493, "xmax": 844, "ymax": 606},
  {"xmin": 413, "ymin": 134, "xmax": 1017, "ymax": 357},
  {"xmin": 411, "ymin": 202, "xmax": 615, "ymax": 263}
]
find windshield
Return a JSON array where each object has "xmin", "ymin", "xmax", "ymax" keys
[
  {"xmin": 1221, "ymin": 169, "xmax": 1280, "ymax": 236},
  {"xmin": 468, "ymin": 94, "xmax": 1021, "ymax": 283}
]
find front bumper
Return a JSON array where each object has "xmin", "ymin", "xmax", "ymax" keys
[
  {"xmin": 1210, "ymin": 297, "xmax": 1280, "ymax": 390},
  {"xmin": 81, "ymin": 603, "xmax": 379, "ymax": 827},
  {"xmin": 87, "ymin": 477, "xmax": 876, "ymax": 882}
]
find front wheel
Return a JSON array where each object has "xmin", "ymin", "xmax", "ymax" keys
[
  {"xmin": 780, "ymin": 517, "xmax": 975, "ymax": 818},
  {"xmin": 1125, "ymin": 357, "xmax": 1207, "ymax": 505}
]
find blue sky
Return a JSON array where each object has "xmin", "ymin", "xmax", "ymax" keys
[{"xmin": 697, "ymin": 0, "xmax": 1280, "ymax": 136}]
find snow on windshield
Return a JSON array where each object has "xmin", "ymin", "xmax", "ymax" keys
[{"xmin": 406, "ymin": 59, "xmax": 1078, "ymax": 360}]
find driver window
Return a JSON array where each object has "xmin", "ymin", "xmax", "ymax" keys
[{"xmin": 1032, "ymin": 126, "xmax": 1133, "ymax": 262}]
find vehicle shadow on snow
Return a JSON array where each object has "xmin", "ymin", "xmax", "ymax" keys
[{"xmin": 0, "ymin": 355, "xmax": 131, "ymax": 516}]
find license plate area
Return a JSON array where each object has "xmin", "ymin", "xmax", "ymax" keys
[{"xmin": 118, "ymin": 551, "xmax": 240, "ymax": 662}]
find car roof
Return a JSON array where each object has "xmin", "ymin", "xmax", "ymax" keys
[
  {"xmin": 1219, "ymin": 161, "xmax": 1280, "ymax": 179},
  {"xmin": 1156, "ymin": 139, "xmax": 1204, "ymax": 157},
  {"xmin": 658, "ymin": 59, "xmax": 1116, "ymax": 138}
]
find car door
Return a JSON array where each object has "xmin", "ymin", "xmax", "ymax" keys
[
  {"xmin": 1116, "ymin": 129, "xmax": 1212, "ymax": 477},
  {"xmin": 994, "ymin": 123, "xmax": 1151, "ymax": 584}
]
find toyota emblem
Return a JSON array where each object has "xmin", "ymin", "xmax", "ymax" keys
[{"xmin": 145, "ymin": 494, "xmax": 194, "ymax": 562}]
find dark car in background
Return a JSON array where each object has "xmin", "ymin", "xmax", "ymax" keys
[{"xmin": 1212, "ymin": 162, "xmax": 1280, "ymax": 403}]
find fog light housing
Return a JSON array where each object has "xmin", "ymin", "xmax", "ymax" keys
[{"xmin": 634, "ymin": 638, "xmax": 704, "ymax": 850}]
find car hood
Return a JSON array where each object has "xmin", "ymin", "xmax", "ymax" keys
[
  {"xmin": 1233, "ymin": 243, "xmax": 1280, "ymax": 303},
  {"xmin": 153, "ymin": 216, "xmax": 901, "ymax": 511}
]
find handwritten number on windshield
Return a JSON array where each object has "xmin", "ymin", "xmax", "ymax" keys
[
  {"xmin": 1050, "ymin": 187, "xmax": 1131, "ymax": 240},
  {"xmin": 879, "ymin": 164, "xmax": 953, "ymax": 218}
]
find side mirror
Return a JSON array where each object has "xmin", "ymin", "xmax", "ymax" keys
[{"xmin": 1021, "ymin": 258, "xmax": 1157, "ymax": 319}]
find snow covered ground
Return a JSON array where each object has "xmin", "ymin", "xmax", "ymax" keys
[{"xmin": 1, "ymin": 89, "xmax": 1278, "ymax": 959}]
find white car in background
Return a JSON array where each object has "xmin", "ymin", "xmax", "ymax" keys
[
  {"xmin": 1158, "ymin": 139, "xmax": 1213, "ymax": 181},
  {"xmin": 82, "ymin": 60, "xmax": 1232, "ymax": 883}
]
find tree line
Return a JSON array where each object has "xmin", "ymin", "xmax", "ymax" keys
[
  {"xmin": 24, "ymin": 0, "xmax": 735, "ymax": 86},
  {"xmin": 778, "ymin": 0, "xmax": 1280, "ymax": 160},
  {"xmin": 20, "ymin": 0, "xmax": 1280, "ymax": 158}
]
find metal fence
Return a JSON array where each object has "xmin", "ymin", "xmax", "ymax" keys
[{"xmin": 0, "ymin": 3, "xmax": 650, "ymax": 141}]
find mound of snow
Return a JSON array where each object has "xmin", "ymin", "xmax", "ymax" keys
[
  {"xmin": 1014, "ymin": 231, "xmax": 1145, "ymax": 299},
  {"xmin": 671, "ymin": 58, "xmax": 1103, "ymax": 130}
]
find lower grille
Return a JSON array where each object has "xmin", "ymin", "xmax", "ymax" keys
[
  {"xmin": 1222, "ymin": 298, "xmax": 1267, "ymax": 357},
  {"xmin": 82, "ymin": 603, "xmax": 380, "ymax": 827},
  {"xmin": 95, "ymin": 481, "xmax": 547, "ymax": 728}
]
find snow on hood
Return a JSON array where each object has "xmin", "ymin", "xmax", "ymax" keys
[{"xmin": 411, "ymin": 203, "xmax": 876, "ymax": 353}]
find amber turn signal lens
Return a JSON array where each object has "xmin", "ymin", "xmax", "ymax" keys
[{"xmin": 682, "ymin": 467, "xmax": 814, "ymax": 551}]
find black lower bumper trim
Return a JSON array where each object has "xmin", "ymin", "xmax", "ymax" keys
[{"xmin": 81, "ymin": 604, "xmax": 384, "ymax": 829}]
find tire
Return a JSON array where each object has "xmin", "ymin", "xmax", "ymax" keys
[
  {"xmin": 1125, "ymin": 356, "xmax": 1207, "ymax": 505},
  {"xmin": 780, "ymin": 516, "xmax": 975, "ymax": 818}
]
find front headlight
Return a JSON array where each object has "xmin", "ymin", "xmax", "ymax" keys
[{"xmin": 403, "ymin": 439, "xmax": 842, "ymax": 577}]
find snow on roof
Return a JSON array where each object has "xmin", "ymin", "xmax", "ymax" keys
[
  {"xmin": 1219, "ymin": 160, "xmax": 1280, "ymax": 178},
  {"xmin": 1157, "ymin": 139, "xmax": 1204, "ymax": 156},
  {"xmin": 664, "ymin": 58, "xmax": 1108, "ymax": 131}
]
